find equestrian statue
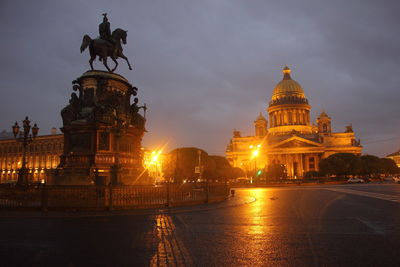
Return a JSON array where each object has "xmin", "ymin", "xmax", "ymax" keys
[{"xmin": 80, "ymin": 13, "xmax": 132, "ymax": 72}]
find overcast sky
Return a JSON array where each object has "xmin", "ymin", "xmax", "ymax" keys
[{"xmin": 0, "ymin": 0, "xmax": 399, "ymax": 156}]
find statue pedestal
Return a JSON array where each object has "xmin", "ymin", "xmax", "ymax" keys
[{"xmin": 57, "ymin": 70, "xmax": 145, "ymax": 185}]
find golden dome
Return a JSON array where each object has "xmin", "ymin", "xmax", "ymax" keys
[{"xmin": 271, "ymin": 66, "xmax": 306, "ymax": 101}]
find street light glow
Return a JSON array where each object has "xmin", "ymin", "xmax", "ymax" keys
[{"xmin": 252, "ymin": 150, "xmax": 259, "ymax": 157}]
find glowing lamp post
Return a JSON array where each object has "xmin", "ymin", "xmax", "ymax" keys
[
  {"xmin": 12, "ymin": 116, "xmax": 39, "ymax": 186},
  {"xmin": 150, "ymin": 149, "xmax": 162, "ymax": 182},
  {"xmin": 249, "ymin": 144, "xmax": 261, "ymax": 182}
]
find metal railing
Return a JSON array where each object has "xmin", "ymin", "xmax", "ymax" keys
[{"xmin": 0, "ymin": 183, "xmax": 229, "ymax": 211}]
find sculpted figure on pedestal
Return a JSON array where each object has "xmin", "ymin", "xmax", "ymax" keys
[
  {"xmin": 345, "ymin": 124, "xmax": 354, "ymax": 133},
  {"xmin": 61, "ymin": 93, "xmax": 81, "ymax": 125},
  {"xmin": 99, "ymin": 13, "xmax": 113, "ymax": 45},
  {"xmin": 130, "ymin": 98, "xmax": 147, "ymax": 129},
  {"xmin": 80, "ymin": 13, "xmax": 132, "ymax": 72}
]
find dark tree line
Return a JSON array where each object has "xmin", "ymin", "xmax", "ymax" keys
[
  {"xmin": 161, "ymin": 150, "xmax": 398, "ymax": 183},
  {"xmin": 318, "ymin": 153, "xmax": 399, "ymax": 177}
]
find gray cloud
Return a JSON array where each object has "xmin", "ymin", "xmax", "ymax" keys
[{"xmin": 0, "ymin": 0, "xmax": 399, "ymax": 156}]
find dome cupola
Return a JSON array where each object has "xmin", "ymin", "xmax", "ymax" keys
[
  {"xmin": 270, "ymin": 66, "xmax": 308, "ymax": 106},
  {"xmin": 267, "ymin": 66, "xmax": 312, "ymax": 135}
]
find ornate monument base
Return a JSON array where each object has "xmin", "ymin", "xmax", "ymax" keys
[{"xmin": 58, "ymin": 71, "xmax": 146, "ymax": 185}]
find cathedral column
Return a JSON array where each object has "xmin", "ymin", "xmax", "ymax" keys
[
  {"xmin": 292, "ymin": 109, "xmax": 296, "ymax": 124},
  {"xmin": 287, "ymin": 110, "xmax": 290, "ymax": 125},
  {"xmin": 300, "ymin": 110, "xmax": 303, "ymax": 125},
  {"xmin": 300, "ymin": 110, "xmax": 303, "ymax": 124},
  {"xmin": 288, "ymin": 154, "xmax": 293, "ymax": 178},
  {"xmin": 315, "ymin": 154, "xmax": 320, "ymax": 172},
  {"xmin": 293, "ymin": 154, "xmax": 297, "ymax": 178},
  {"xmin": 282, "ymin": 110, "xmax": 286, "ymax": 125},
  {"xmin": 304, "ymin": 154, "xmax": 309, "ymax": 173},
  {"xmin": 291, "ymin": 109, "xmax": 295, "ymax": 124},
  {"xmin": 297, "ymin": 110, "xmax": 301, "ymax": 124},
  {"xmin": 269, "ymin": 113, "xmax": 273, "ymax": 127},
  {"xmin": 277, "ymin": 111, "xmax": 280, "ymax": 126}
]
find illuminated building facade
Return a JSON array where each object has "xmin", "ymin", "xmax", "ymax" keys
[
  {"xmin": 0, "ymin": 134, "xmax": 63, "ymax": 183},
  {"xmin": 226, "ymin": 66, "xmax": 362, "ymax": 178},
  {"xmin": 0, "ymin": 132, "xmax": 161, "ymax": 183}
]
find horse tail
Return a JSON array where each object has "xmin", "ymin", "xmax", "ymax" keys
[{"xmin": 80, "ymin": 35, "xmax": 92, "ymax": 53}]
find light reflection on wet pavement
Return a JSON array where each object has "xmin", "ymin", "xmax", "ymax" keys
[
  {"xmin": 150, "ymin": 214, "xmax": 193, "ymax": 267},
  {"xmin": 0, "ymin": 184, "xmax": 399, "ymax": 266}
]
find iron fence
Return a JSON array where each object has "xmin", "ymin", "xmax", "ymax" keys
[{"xmin": 0, "ymin": 182, "xmax": 229, "ymax": 210}]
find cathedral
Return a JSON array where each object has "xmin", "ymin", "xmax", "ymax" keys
[{"xmin": 226, "ymin": 66, "xmax": 362, "ymax": 178}]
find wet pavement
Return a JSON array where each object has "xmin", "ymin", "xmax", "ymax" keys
[{"xmin": 0, "ymin": 184, "xmax": 399, "ymax": 266}]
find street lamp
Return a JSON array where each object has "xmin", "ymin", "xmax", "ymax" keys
[
  {"xmin": 249, "ymin": 144, "xmax": 261, "ymax": 182},
  {"xmin": 150, "ymin": 149, "xmax": 162, "ymax": 183},
  {"xmin": 12, "ymin": 116, "xmax": 39, "ymax": 186}
]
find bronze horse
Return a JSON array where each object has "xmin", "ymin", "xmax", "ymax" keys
[{"xmin": 80, "ymin": 28, "xmax": 132, "ymax": 72}]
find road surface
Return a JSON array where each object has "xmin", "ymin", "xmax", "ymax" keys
[{"xmin": 0, "ymin": 183, "xmax": 399, "ymax": 266}]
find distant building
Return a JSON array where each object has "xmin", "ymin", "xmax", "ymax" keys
[
  {"xmin": 0, "ymin": 132, "xmax": 161, "ymax": 183},
  {"xmin": 386, "ymin": 150, "xmax": 400, "ymax": 167},
  {"xmin": 226, "ymin": 66, "xmax": 362, "ymax": 178},
  {"xmin": 0, "ymin": 134, "xmax": 63, "ymax": 183}
]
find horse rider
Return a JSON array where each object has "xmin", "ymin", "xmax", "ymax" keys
[{"xmin": 99, "ymin": 13, "xmax": 114, "ymax": 46}]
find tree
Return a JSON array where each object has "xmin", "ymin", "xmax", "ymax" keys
[
  {"xmin": 162, "ymin": 148, "xmax": 244, "ymax": 183},
  {"xmin": 319, "ymin": 153, "xmax": 362, "ymax": 177},
  {"xmin": 229, "ymin": 167, "xmax": 246, "ymax": 180},
  {"xmin": 304, "ymin": 171, "xmax": 320, "ymax": 179},
  {"xmin": 266, "ymin": 163, "xmax": 286, "ymax": 180},
  {"xmin": 162, "ymin": 147, "xmax": 210, "ymax": 183},
  {"xmin": 379, "ymin": 158, "xmax": 399, "ymax": 175},
  {"xmin": 360, "ymin": 155, "xmax": 381, "ymax": 177},
  {"xmin": 205, "ymin": 155, "xmax": 244, "ymax": 181}
]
